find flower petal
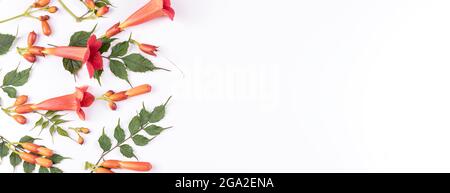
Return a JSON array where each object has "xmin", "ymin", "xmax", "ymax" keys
[{"xmin": 80, "ymin": 92, "xmax": 95, "ymax": 107}]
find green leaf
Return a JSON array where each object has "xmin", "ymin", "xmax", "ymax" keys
[
  {"xmin": 69, "ymin": 31, "xmax": 90, "ymax": 47},
  {"xmin": 149, "ymin": 97, "xmax": 171, "ymax": 123},
  {"xmin": 144, "ymin": 125, "xmax": 166, "ymax": 136},
  {"xmin": 63, "ymin": 58, "xmax": 82, "ymax": 75},
  {"xmin": 149, "ymin": 106, "xmax": 166, "ymax": 123},
  {"xmin": 132, "ymin": 135, "xmax": 150, "ymax": 146},
  {"xmin": 50, "ymin": 167, "xmax": 63, "ymax": 173},
  {"xmin": 9, "ymin": 153, "xmax": 21, "ymax": 168},
  {"xmin": 2, "ymin": 87, "xmax": 16, "ymax": 98},
  {"xmin": 109, "ymin": 59, "xmax": 130, "ymax": 83},
  {"xmin": 98, "ymin": 128, "xmax": 112, "ymax": 152},
  {"xmin": 94, "ymin": 70, "xmax": 103, "ymax": 85},
  {"xmin": 128, "ymin": 115, "xmax": 141, "ymax": 135},
  {"xmin": 39, "ymin": 166, "xmax": 49, "ymax": 173},
  {"xmin": 23, "ymin": 162, "xmax": 36, "ymax": 173},
  {"xmin": 99, "ymin": 37, "xmax": 117, "ymax": 53},
  {"xmin": 45, "ymin": 111, "xmax": 57, "ymax": 117},
  {"xmin": 34, "ymin": 117, "xmax": 44, "ymax": 128},
  {"xmin": 110, "ymin": 41, "xmax": 129, "ymax": 57},
  {"xmin": 19, "ymin": 136, "xmax": 38, "ymax": 143},
  {"xmin": 49, "ymin": 154, "xmax": 66, "ymax": 164},
  {"xmin": 41, "ymin": 121, "xmax": 49, "ymax": 129},
  {"xmin": 119, "ymin": 144, "xmax": 136, "ymax": 158},
  {"xmin": 122, "ymin": 54, "xmax": 156, "ymax": 72},
  {"xmin": 114, "ymin": 120, "xmax": 125, "ymax": 144},
  {"xmin": 139, "ymin": 105, "xmax": 151, "ymax": 125},
  {"xmin": 0, "ymin": 142, "xmax": 9, "ymax": 159},
  {"xmin": 49, "ymin": 125, "xmax": 56, "ymax": 136},
  {"xmin": 0, "ymin": 33, "xmax": 16, "ymax": 55},
  {"xmin": 56, "ymin": 127, "xmax": 70, "ymax": 138},
  {"xmin": 3, "ymin": 67, "xmax": 32, "ymax": 87}
]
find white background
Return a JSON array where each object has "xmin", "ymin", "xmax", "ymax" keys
[{"xmin": 1, "ymin": 0, "xmax": 450, "ymax": 173}]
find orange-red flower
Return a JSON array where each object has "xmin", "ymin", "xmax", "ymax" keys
[
  {"xmin": 42, "ymin": 35, "xmax": 103, "ymax": 78},
  {"xmin": 15, "ymin": 87, "xmax": 94, "ymax": 120},
  {"xmin": 96, "ymin": 6, "xmax": 109, "ymax": 17},
  {"xmin": 105, "ymin": 0, "xmax": 174, "ymax": 38},
  {"xmin": 138, "ymin": 43, "xmax": 158, "ymax": 56}
]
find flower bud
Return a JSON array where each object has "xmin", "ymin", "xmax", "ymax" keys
[
  {"xmin": 79, "ymin": 127, "xmax": 90, "ymax": 134},
  {"xmin": 109, "ymin": 91, "xmax": 128, "ymax": 102},
  {"xmin": 19, "ymin": 152, "xmax": 38, "ymax": 164},
  {"xmin": 21, "ymin": 143, "xmax": 40, "ymax": 153},
  {"xmin": 28, "ymin": 46, "xmax": 45, "ymax": 56},
  {"xmin": 95, "ymin": 168, "xmax": 114, "ymax": 173},
  {"xmin": 108, "ymin": 101, "xmax": 117, "ymax": 111},
  {"xmin": 119, "ymin": 161, "xmax": 152, "ymax": 171},
  {"xmin": 15, "ymin": 104, "xmax": 35, "ymax": 114},
  {"xmin": 96, "ymin": 6, "xmax": 109, "ymax": 17},
  {"xmin": 23, "ymin": 53, "xmax": 36, "ymax": 63},
  {"xmin": 105, "ymin": 22, "xmax": 123, "ymax": 38},
  {"xmin": 39, "ymin": 15, "xmax": 50, "ymax": 21},
  {"xmin": 104, "ymin": 90, "xmax": 115, "ymax": 97},
  {"xmin": 77, "ymin": 136, "xmax": 84, "ymax": 145},
  {"xmin": 47, "ymin": 6, "xmax": 58, "ymax": 13},
  {"xmin": 14, "ymin": 95, "xmax": 29, "ymax": 106},
  {"xmin": 41, "ymin": 20, "xmax": 52, "ymax": 36},
  {"xmin": 37, "ymin": 147, "xmax": 54, "ymax": 157},
  {"xmin": 36, "ymin": 157, "xmax": 53, "ymax": 168},
  {"xmin": 33, "ymin": 0, "xmax": 50, "ymax": 8},
  {"xmin": 27, "ymin": 31, "xmax": 37, "ymax": 47},
  {"xmin": 125, "ymin": 84, "xmax": 152, "ymax": 97},
  {"xmin": 139, "ymin": 44, "xmax": 158, "ymax": 56},
  {"xmin": 85, "ymin": 0, "xmax": 96, "ymax": 9},
  {"xmin": 13, "ymin": 115, "xmax": 27, "ymax": 125},
  {"xmin": 101, "ymin": 160, "xmax": 120, "ymax": 169}
]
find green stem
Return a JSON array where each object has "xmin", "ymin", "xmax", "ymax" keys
[
  {"xmin": 58, "ymin": 0, "xmax": 80, "ymax": 22},
  {"xmin": 0, "ymin": 13, "xmax": 26, "ymax": 23}
]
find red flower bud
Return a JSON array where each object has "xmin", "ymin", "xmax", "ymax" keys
[
  {"xmin": 95, "ymin": 168, "xmax": 115, "ymax": 173},
  {"xmin": 101, "ymin": 160, "xmax": 120, "ymax": 169},
  {"xmin": 119, "ymin": 161, "xmax": 152, "ymax": 171},
  {"xmin": 27, "ymin": 31, "xmax": 37, "ymax": 47},
  {"xmin": 41, "ymin": 20, "xmax": 52, "ymax": 36},
  {"xmin": 21, "ymin": 143, "xmax": 40, "ymax": 153},
  {"xmin": 108, "ymin": 101, "xmax": 117, "ymax": 111},
  {"xmin": 96, "ymin": 6, "xmax": 109, "ymax": 17},
  {"xmin": 14, "ymin": 95, "xmax": 29, "ymax": 106},
  {"xmin": 125, "ymin": 84, "xmax": 152, "ymax": 97},
  {"xmin": 37, "ymin": 147, "xmax": 54, "ymax": 157},
  {"xmin": 85, "ymin": 0, "xmax": 96, "ymax": 10},
  {"xmin": 109, "ymin": 91, "xmax": 128, "ymax": 102},
  {"xmin": 15, "ymin": 104, "xmax": 35, "ymax": 114},
  {"xmin": 13, "ymin": 115, "xmax": 27, "ymax": 125},
  {"xmin": 36, "ymin": 157, "xmax": 53, "ymax": 168},
  {"xmin": 47, "ymin": 6, "xmax": 58, "ymax": 13},
  {"xmin": 77, "ymin": 136, "xmax": 84, "ymax": 145},
  {"xmin": 33, "ymin": 0, "xmax": 50, "ymax": 8},
  {"xmin": 139, "ymin": 44, "xmax": 158, "ymax": 56},
  {"xmin": 39, "ymin": 15, "xmax": 50, "ymax": 21},
  {"xmin": 105, "ymin": 22, "xmax": 123, "ymax": 38},
  {"xmin": 104, "ymin": 90, "xmax": 115, "ymax": 97},
  {"xmin": 19, "ymin": 152, "xmax": 38, "ymax": 164},
  {"xmin": 23, "ymin": 53, "xmax": 36, "ymax": 63}
]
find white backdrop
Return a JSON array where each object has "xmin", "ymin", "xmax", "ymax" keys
[{"xmin": 1, "ymin": 0, "xmax": 450, "ymax": 173}]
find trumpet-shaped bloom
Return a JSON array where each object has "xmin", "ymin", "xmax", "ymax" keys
[
  {"xmin": 105, "ymin": 0, "xmax": 174, "ymax": 38},
  {"xmin": 43, "ymin": 35, "xmax": 103, "ymax": 78},
  {"xmin": 32, "ymin": 86, "xmax": 94, "ymax": 120}
]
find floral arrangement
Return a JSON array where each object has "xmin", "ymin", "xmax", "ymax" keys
[{"xmin": 0, "ymin": 0, "xmax": 176, "ymax": 173}]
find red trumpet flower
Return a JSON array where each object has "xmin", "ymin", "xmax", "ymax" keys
[
  {"xmin": 42, "ymin": 35, "xmax": 103, "ymax": 78},
  {"xmin": 105, "ymin": 0, "xmax": 174, "ymax": 38},
  {"xmin": 16, "ymin": 87, "xmax": 94, "ymax": 120}
]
